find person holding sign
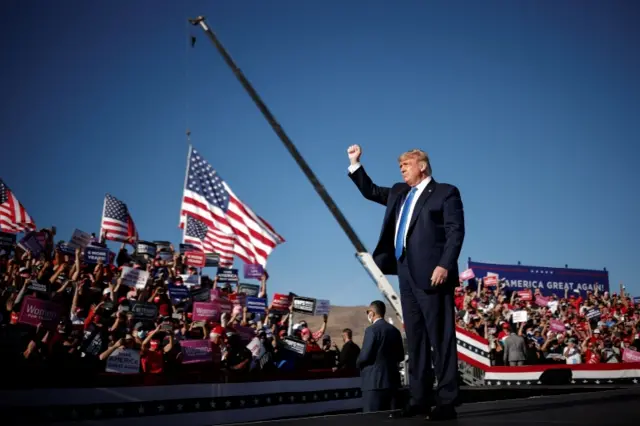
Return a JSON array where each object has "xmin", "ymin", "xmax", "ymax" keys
[{"xmin": 348, "ymin": 145, "xmax": 464, "ymax": 420}]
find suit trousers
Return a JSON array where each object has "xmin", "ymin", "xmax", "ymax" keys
[
  {"xmin": 362, "ymin": 389, "xmax": 396, "ymax": 413},
  {"xmin": 397, "ymin": 257, "xmax": 459, "ymax": 408}
]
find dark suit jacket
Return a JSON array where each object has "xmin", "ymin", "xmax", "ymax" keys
[
  {"xmin": 357, "ymin": 319, "xmax": 405, "ymax": 391},
  {"xmin": 349, "ymin": 166, "xmax": 465, "ymax": 290}
]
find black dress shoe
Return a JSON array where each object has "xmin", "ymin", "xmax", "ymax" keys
[
  {"xmin": 426, "ymin": 405, "xmax": 457, "ymax": 421},
  {"xmin": 389, "ymin": 405, "xmax": 429, "ymax": 419}
]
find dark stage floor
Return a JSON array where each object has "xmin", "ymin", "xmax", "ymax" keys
[{"xmin": 247, "ymin": 387, "xmax": 640, "ymax": 426}]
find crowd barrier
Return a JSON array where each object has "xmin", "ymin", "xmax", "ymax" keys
[
  {"xmin": 0, "ymin": 369, "xmax": 361, "ymax": 426},
  {"xmin": 455, "ymin": 326, "xmax": 640, "ymax": 385}
]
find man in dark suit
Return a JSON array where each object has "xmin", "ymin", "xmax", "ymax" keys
[
  {"xmin": 357, "ymin": 301, "xmax": 405, "ymax": 413},
  {"xmin": 347, "ymin": 145, "xmax": 465, "ymax": 421},
  {"xmin": 334, "ymin": 328, "xmax": 361, "ymax": 371}
]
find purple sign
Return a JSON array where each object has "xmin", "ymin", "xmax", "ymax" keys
[
  {"xmin": 180, "ymin": 340, "xmax": 213, "ymax": 364},
  {"xmin": 18, "ymin": 296, "xmax": 63, "ymax": 328},
  {"xmin": 243, "ymin": 264, "xmax": 264, "ymax": 279},
  {"xmin": 18, "ymin": 232, "xmax": 46, "ymax": 257}
]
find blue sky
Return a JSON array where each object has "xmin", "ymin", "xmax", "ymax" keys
[{"xmin": 2, "ymin": 1, "xmax": 638, "ymax": 306}]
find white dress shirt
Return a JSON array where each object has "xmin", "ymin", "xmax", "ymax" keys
[{"xmin": 349, "ymin": 162, "xmax": 431, "ymax": 251}]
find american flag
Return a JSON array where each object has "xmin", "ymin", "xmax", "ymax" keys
[
  {"xmin": 0, "ymin": 179, "xmax": 36, "ymax": 234},
  {"xmin": 100, "ymin": 194, "xmax": 138, "ymax": 244},
  {"xmin": 179, "ymin": 147, "xmax": 284, "ymax": 267},
  {"xmin": 183, "ymin": 215, "xmax": 234, "ymax": 267}
]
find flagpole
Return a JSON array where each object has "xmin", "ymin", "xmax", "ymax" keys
[
  {"xmin": 100, "ymin": 194, "xmax": 107, "ymax": 243},
  {"xmin": 180, "ymin": 144, "xmax": 193, "ymax": 228}
]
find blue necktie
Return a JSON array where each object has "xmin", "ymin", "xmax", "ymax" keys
[{"xmin": 395, "ymin": 187, "xmax": 417, "ymax": 259}]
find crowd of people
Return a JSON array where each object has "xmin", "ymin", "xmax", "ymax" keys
[
  {"xmin": 2, "ymin": 226, "xmax": 639, "ymax": 390},
  {"xmin": 455, "ymin": 280, "xmax": 640, "ymax": 365},
  {"xmin": 0, "ymin": 228, "xmax": 362, "ymax": 388}
]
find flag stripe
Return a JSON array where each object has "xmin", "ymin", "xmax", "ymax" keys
[{"xmin": 0, "ymin": 180, "xmax": 36, "ymax": 234}]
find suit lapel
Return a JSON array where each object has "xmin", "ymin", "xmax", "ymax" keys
[{"xmin": 406, "ymin": 179, "xmax": 437, "ymax": 234}]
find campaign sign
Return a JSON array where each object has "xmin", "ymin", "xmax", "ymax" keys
[
  {"xmin": 243, "ymin": 264, "xmax": 264, "ymax": 279},
  {"xmin": 216, "ymin": 268, "xmax": 238, "ymax": 283},
  {"xmin": 68, "ymin": 229, "xmax": 92, "ymax": 250},
  {"xmin": 18, "ymin": 232, "xmax": 45, "ymax": 257},
  {"xmin": 181, "ymin": 340, "xmax": 213, "ymax": 364},
  {"xmin": 121, "ymin": 267, "xmax": 150, "ymax": 289},
  {"xmin": 192, "ymin": 302, "xmax": 219, "ymax": 322},
  {"xmin": 623, "ymin": 348, "xmax": 640, "ymax": 363},
  {"xmin": 179, "ymin": 243, "xmax": 198, "ymax": 254},
  {"xmin": 131, "ymin": 302, "xmax": 158, "ymax": 320},
  {"xmin": 27, "ymin": 280, "xmax": 48, "ymax": 294},
  {"xmin": 106, "ymin": 348, "xmax": 140, "ymax": 374},
  {"xmin": 135, "ymin": 241, "xmax": 157, "ymax": 258},
  {"xmin": 586, "ymin": 308, "xmax": 601, "ymax": 320},
  {"xmin": 292, "ymin": 297, "xmax": 316, "ymax": 315},
  {"xmin": 282, "ymin": 336, "xmax": 307, "ymax": 357},
  {"xmin": 468, "ymin": 259, "xmax": 609, "ymax": 297},
  {"xmin": 179, "ymin": 274, "xmax": 201, "ymax": 287},
  {"xmin": 238, "ymin": 283, "xmax": 260, "ymax": 297},
  {"xmin": 0, "ymin": 232, "xmax": 16, "ymax": 249},
  {"xmin": 185, "ymin": 251, "xmax": 206, "ymax": 268},
  {"xmin": 84, "ymin": 247, "xmax": 110, "ymax": 264},
  {"xmin": 516, "ymin": 290, "xmax": 532, "ymax": 301},
  {"xmin": 246, "ymin": 297, "xmax": 267, "ymax": 314},
  {"xmin": 459, "ymin": 268, "xmax": 475, "ymax": 281},
  {"xmin": 314, "ymin": 299, "xmax": 331, "ymax": 316},
  {"xmin": 168, "ymin": 284, "xmax": 191, "ymax": 304},
  {"xmin": 18, "ymin": 296, "xmax": 62, "ymax": 328},
  {"xmin": 212, "ymin": 299, "xmax": 233, "ymax": 315},
  {"xmin": 272, "ymin": 293, "xmax": 291, "ymax": 311},
  {"xmin": 205, "ymin": 253, "xmax": 220, "ymax": 267},
  {"xmin": 191, "ymin": 287, "xmax": 211, "ymax": 303},
  {"xmin": 56, "ymin": 242, "xmax": 76, "ymax": 257},
  {"xmin": 153, "ymin": 241, "xmax": 172, "ymax": 253},
  {"xmin": 550, "ymin": 319, "xmax": 566, "ymax": 333}
]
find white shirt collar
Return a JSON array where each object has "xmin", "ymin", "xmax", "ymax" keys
[{"xmin": 413, "ymin": 176, "xmax": 431, "ymax": 192}]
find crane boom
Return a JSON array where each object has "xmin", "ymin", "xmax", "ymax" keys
[{"xmin": 188, "ymin": 16, "xmax": 403, "ymax": 323}]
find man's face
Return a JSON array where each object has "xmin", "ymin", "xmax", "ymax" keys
[
  {"xmin": 342, "ymin": 332, "xmax": 348, "ymax": 343},
  {"xmin": 399, "ymin": 156, "xmax": 425, "ymax": 186}
]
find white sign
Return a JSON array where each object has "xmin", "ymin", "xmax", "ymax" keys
[
  {"xmin": 68, "ymin": 229, "xmax": 92, "ymax": 250},
  {"xmin": 314, "ymin": 299, "xmax": 331, "ymax": 316},
  {"xmin": 512, "ymin": 310, "xmax": 528, "ymax": 323},
  {"xmin": 121, "ymin": 266, "xmax": 150, "ymax": 289},
  {"xmin": 106, "ymin": 348, "xmax": 140, "ymax": 374}
]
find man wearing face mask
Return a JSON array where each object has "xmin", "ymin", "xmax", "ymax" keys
[{"xmin": 357, "ymin": 301, "xmax": 404, "ymax": 413}]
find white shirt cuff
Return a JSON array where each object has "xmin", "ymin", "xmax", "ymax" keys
[{"xmin": 348, "ymin": 163, "xmax": 362, "ymax": 174}]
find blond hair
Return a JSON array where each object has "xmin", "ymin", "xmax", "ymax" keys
[{"xmin": 398, "ymin": 149, "xmax": 432, "ymax": 176}]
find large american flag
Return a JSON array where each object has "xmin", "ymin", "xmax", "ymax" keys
[
  {"xmin": 100, "ymin": 194, "xmax": 138, "ymax": 244},
  {"xmin": 0, "ymin": 179, "xmax": 36, "ymax": 234},
  {"xmin": 179, "ymin": 147, "xmax": 284, "ymax": 267},
  {"xmin": 183, "ymin": 215, "xmax": 234, "ymax": 267}
]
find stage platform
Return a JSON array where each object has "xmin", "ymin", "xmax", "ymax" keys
[{"xmin": 253, "ymin": 387, "xmax": 640, "ymax": 426}]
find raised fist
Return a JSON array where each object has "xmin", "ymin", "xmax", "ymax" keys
[{"xmin": 347, "ymin": 144, "xmax": 362, "ymax": 165}]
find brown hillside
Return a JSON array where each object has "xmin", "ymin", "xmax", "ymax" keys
[{"xmin": 295, "ymin": 305, "xmax": 402, "ymax": 348}]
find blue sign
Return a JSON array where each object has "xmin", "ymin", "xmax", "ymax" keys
[
  {"xmin": 168, "ymin": 284, "xmax": 190, "ymax": 305},
  {"xmin": 84, "ymin": 247, "xmax": 110, "ymax": 264},
  {"xmin": 467, "ymin": 259, "xmax": 609, "ymax": 298},
  {"xmin": 246, "ymin": 296, "xmax": 267, "ymax": 314}
]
